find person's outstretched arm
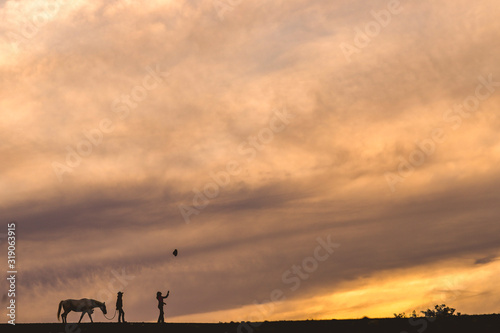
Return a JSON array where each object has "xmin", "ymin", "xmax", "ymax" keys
[{"xmin": 165, "ymin": 291, "xmax": 169, "ymax": 298}]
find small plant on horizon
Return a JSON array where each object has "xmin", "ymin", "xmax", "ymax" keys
[
  {"xmin": 421, "ymin": 304, "xmax": 457, "ymax": 318},
  {"xmin": 394, "ymin": 312, "xmax": 407, "ymax": 318},
  {"xmin": 411, "ymin": 310, "xmax": 418, "ymax": 318}
]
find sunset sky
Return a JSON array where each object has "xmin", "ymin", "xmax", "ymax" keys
[{"xmin": 1, "ymin": 0, "xmax": 500, "ymax": 324}]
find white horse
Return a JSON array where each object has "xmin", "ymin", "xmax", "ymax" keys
[{"xmin": 57, "ymin": 298, "xmax": 107, "ymax": 323}]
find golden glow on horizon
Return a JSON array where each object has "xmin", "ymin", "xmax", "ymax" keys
[{"xmin": 170, "ymin": 259, "xmax": 500, "ymax": 322}]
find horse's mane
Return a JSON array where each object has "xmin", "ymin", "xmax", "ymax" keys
[{"xmin": 90, "ymin": 299, "xmax": 104, "ymax": 306}]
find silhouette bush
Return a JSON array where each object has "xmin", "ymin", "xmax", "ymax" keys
[
  {"xmin": 421, "ymin": 304, "xmax": 456, "ymax": 318},
  {"xmin": 393, "ymin": 312, "xmax": 407, "ymax": 318}
]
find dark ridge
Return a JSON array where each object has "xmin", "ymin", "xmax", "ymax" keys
[{"xmin": 2, "ymin": 315, "xmax": 500, "ymax": 333}]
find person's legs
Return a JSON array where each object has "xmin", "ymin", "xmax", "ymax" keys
[{"xmin": 117, "ymin": 309, "xmax": 123, "ymax": 323}]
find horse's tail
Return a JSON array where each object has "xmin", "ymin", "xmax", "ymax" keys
[{"xmin": 57, "ymin": 300, "xmax": 63, "ymax": 321}]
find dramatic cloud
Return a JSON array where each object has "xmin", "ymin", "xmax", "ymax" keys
[{"xmin": 1, "ymin": 0, "xmax": 500, "ymax": 323}]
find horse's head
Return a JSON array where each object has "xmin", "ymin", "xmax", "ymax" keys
[{"xmin": 100, "ymin": 302, "xmax": 107, "ymax": 315}]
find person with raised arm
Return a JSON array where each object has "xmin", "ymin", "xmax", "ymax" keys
[{"xmin": 156, "ymin": 290, "xmax": 169, "ymax": 323}]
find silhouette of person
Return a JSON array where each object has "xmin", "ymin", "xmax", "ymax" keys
[
  {"xmin": 116, "ymin": 291, "xmax": 126, "ymax": 323},
  {"xmin": 156, "ymin": 291, "xmax": 169, "ymax": 323}
]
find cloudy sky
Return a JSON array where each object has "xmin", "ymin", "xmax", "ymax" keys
[{"xmin": 1, "ymin": 0, "xmax": 500, "ymax": 324}]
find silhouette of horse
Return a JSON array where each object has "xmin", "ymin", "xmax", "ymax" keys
[{"xmin": 57, "ymin": 298, "xmax": 107, "ymax": 323}]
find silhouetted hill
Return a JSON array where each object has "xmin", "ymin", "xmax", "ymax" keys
[{"xmin": 2, "ymin": 315, "xmax": 500, "ymax": 333}]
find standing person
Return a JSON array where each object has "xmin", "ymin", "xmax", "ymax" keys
[
  {"xmin": 116, "ymin": 291, "xmax": 126, "ymax": 323},
  {"xmin": 156, "ymin": 290, "xmax": 169, "ymax": 323}
]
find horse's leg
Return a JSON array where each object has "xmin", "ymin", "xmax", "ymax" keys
[
  {"xmin": 62, "ymin": 310, "xmax": 69, "ymax": 323},
  {"xmin": 78, "ymin": 312, "xmax": 85, "ymax": 323},
  {"xmin": 88, "ymin": 311, "xmax": 93, "ymax": 323}
]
